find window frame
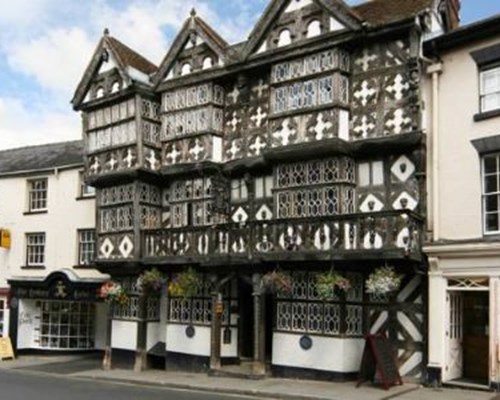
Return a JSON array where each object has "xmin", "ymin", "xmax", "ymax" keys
[
  {"xmin": 481, "ymin": 153, "xmax": 500, "ymax": 235},
  {"xmin": 27, "ymin": 178, "xmax": 48, "ymax": 212},
  {"xmin": 77, "ymin": 229, "xmax": 96, "ymax": 266},
  {"xmin": 479, "ymin": 64, "xmax": 500, "ymax": 114},
  {"xmin": 78, "ymin": 171, "xmax": 95, "ymax": 198},
  {"xmin": 25, "ymin": 232, "xmax": 46, "ymax": 268}
]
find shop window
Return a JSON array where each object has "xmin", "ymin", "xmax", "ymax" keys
[{"xmin": 38, "ymin": 301, "xmax": 95, "ymax": 349}]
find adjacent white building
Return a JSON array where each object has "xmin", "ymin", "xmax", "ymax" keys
[
  {"xmin": 0, "ymin": 141, "xmax": 108, "ymax": 351},
  {"xmin": 424, "ymin": 15, "xmax": 500, "ymax": 389}
]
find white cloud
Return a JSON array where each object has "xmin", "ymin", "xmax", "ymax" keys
[
  {"xmin": 0, "ymin": 97, "xmax": 80, "ymax": 150},
  {"xmin": 6, "ymin": 27, "xmax": 95, "ymax": 97}
]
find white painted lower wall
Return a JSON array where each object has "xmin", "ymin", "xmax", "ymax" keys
[
  {"xmin": 17, "ymin": 300, "xmax": 37, "ymax": 349},
  {"xmin": 166, "ymin": 324, "xmax": 237, "ymax": 357},
  {"xmin": 111, "ymin": 320, "xmax": 137, "ymax": 350},
  {"xmin": 272, "ymin": 332, "xmax": 364, "ymax": 372}
]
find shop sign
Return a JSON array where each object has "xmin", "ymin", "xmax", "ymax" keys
[
  {"xmin": 0, "ymin": 337, "xmax": 15, "ymax": 360},
  {"xmin": 0, "ymin": 230, "xmax": 11, "ymax": 249}
]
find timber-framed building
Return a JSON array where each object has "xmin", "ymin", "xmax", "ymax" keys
[{"xmin": 72, "ymin": 0, "xmax": 460, "ymax": 380}]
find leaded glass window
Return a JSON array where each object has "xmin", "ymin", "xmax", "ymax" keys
[
  {"xmin": 276, "ymin": 271, "xmax": 364, "ymax": 337},
  {"xmin": 275, "ymin": 158, "xmax": 355, "ymax": 218}
]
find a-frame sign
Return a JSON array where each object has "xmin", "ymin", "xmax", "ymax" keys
[{"xmin": 357, "ymin": 333, "xmax": 403, "ymax": 390}]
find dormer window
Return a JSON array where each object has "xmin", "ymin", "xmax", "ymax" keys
[
  {"xmin": 277, "ymin": 29, "xmax": 292, "ymax": 47},
  {"xmin": 96, "ymin": 86, "xmax": 104, "ymax": 98},
  {"xmin": 202, "ymin": 57, "xmax": 213, "ymax": 70},
  {"xmin": 306, "ymin": 20, "xmax": 321, "ymax": 38},
  {"xmin": 181, "ymin": 63, "xmax": 192, "ymax": 76}
]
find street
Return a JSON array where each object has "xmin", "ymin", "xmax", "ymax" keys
[{"xmin": 0, "ymin": 369, "xmax": 263, "ymax": 400}]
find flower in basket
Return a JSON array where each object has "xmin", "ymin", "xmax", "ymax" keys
[
  {"xmin": 137, "ymin": 268, "xmax": 166, "ymax": 295},
  {"xmin": 99, "ymin": 281, "xmax": 129, "ymax": 306},
  {"xmin": 261, "ymin": 270, "xmax": 292, "ymax": 296},
  {"xmin": 316, "ymin": 270, "xmax": 351, "ymax": 301},
  {"xmin": 365, "ymin": 266, "xmax": 402, "ymax": 295},
  {"xmin": 168, "ymin": 267, "xmax": 201, "ymax": 299}
]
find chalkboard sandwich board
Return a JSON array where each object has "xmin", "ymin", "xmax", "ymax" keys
[{"xmin": 356, "ymin": 333, "xmax": 402, "ymax": 390}]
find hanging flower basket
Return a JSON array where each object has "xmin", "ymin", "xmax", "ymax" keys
[
  {"xmin": 366, "ymin": 266, "xmax": 402, "ymax": 296},
  {"xmin": 137, "ymin": 268, "xmax": 165, "ymax": 295},
  {"xmin": 98, "ymin": 281, "xmax": 129, "ymax": 306},
  {"xmin": 168, "ymin": 267, "xmax": 201, "ymax": 299},
  {"xmin": 315, "ymin": 270, "xmax": 351, "ymax": 301},
  {"xmin": 261, "ymin": 270, "xmax": 292, "ymax": 296}
]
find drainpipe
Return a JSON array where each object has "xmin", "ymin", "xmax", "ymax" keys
[{"xmin": 427, "ymin": 63, "xmax": 443, "ymax": 242}]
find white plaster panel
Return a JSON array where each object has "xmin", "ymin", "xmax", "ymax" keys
[
  {"xmin": 272, "ymin": 332, "xmax": 364, "ymax": 372},
  {"xmin": 147, "ymin": 322, "xmax": 162, "ymax": 350},
  {"xmin": 212, "ymin": 137, "xmax": 223, "ymax": 162},
  {"xmin": 166, "ymin": 324, "xmax": 237, "ymax": 357},
  {"xmin": 338, "ymin": 110, "xmax": 350, "ymax": 141},
  {"xmin": 112, "ymin": 320, "xmax": 137, "ymax": 350}
]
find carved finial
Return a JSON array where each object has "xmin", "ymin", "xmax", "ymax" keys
[
  {"xmin": 190, "ymin": 8, "xmax": 196, "ymax": 17},
  {"xmin": 103, "ymin": 28, "xmax": 110, "ymax": 36}
]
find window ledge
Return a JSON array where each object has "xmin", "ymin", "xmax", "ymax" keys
[
  {"xmin": 474, "ymin": 108, "xmax": 500, "ymax": 122},
  {"xmin": 23, "ymin": 210, "xmax": 48, "ymax": 216},
  {"xmin": 73, "ymin": 264, "xmax": 96, "ymax": 269},
  {"xmin": 20, "ymin": 265, "xmax": 46, "ymax": 270},
  {"xmin": 75, "ymin": 195, "xmax": 96, "ymax": 201}
]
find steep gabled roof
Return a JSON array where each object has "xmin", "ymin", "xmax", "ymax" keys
[
  {"xmin": 0, "ymin": 141, "xmax": 84, "ymax": 175},
  {"xmin": 353, "ymin": 0, "xmax": 434, "ymax": 27},
  {"xmin": 152, "ymin": 9, "xmax": 229, "ymax": 87},
  {"xmin": 71, "ymin": 30, "xmax": 157, "ymax": 108},
  {"xmin": 242, "ymin": 0, "xmax": 362, "ymax": 59}
]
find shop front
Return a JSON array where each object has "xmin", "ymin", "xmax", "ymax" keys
[{"xmin": 8, "ymin": 269, "xmax": 108, "ymax": 352}]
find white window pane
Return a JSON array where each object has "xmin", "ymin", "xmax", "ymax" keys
[
  {"xmin": 482, "ymin": 93, "xmax": 500, "ymax": 112},
  {"xmin": 372, "ymin": 161, "xmax": 384, "ymax": 185},
  {"xmin": 241, "ymin": 181, "xmax": 248, "ymax": 201},
  {"xmin": 481, "ymin": 68, "xmax": 500, "ymax": 95},
  {"xmin": 231, "ymin": 180, "xmax": 240, "ymax": 201},
  {"xmin": 358, "ymin": 163, "xmax": 370, "ymax": 187},
  {"xmin": 255, "ymin": 177, "xmax": 264, "ymax": 199},
  {"xmin": 265, "ymin": 176, "xmax": 274, "ymax": 198}
]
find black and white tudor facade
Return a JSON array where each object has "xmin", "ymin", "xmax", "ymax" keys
[{"xmin": 72, "ymin": 0, "xmax": 460, "ymax": 380}]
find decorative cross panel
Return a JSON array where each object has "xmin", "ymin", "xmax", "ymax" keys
[
  {"xmin": 307, "ymin": 112, "xmax": 333, "ymax": 141},
  {"xmin": 384, "ymin": 40, "xmax": 409, "ymax": 67},
  {"xmin": 226, "ymin": 111, "xmax": 241, "ymax": 132},
  {"xmin": 272, "ymin": 118, "xmax": 297, "ymax": 147},
  {"xmin": 248, "ymin": 135, "xmax": 267, "ymax": 157},
  {"xmin": 385, "ymin": 74, "xmax": 410, "ymax": 101},
  {"xmin": 106, "ymin": 152, "xmax": 119, "ymax": 171},
  {"xmin": 352, "ymin": 114, "xmax": 376, "ymax": 139},
  {"xmin": 355, "ymin": 49, "xmax": 378, "ymax": 72},
  {"xmin": 250, "ymin": 106, "xmax": 268, "ymax": 128},
  {"xmin": 252, "ymin": 79, "xmax": 269, "ymax": 99},
  {"xmin": 385, "ymin": 108, "xmax": 411, "ymax": 135},
  {"xmin": 353, "ymin": 79, "xmax": 377, "ymax": 107},
  {"xmin": 90, "ymin": 156, "xmax": 101, "ymax": 175},
  {"xmin": 227, "ymin": 85, "xmax": 240, "ymax": 104},
  {"xmin": 172, "ymin": 233, "xmax": 190, "ymax": 256},
  {"xmin": 165, "ymin": 143, "xmax": 182, "ymax": 165},
  {"xmin": 225, "ymin": 139, "xmax": 243, "ymax": 161},
  {"xmin": 123, "ymin": 148, "xmax": 137, "ymax": 169},
  {"xmin": 145, "ymin": 149, "xmax": 160, "ymax": 170},
  {"xmin": 188, "ymin": 138, "xmax": 205, "ymax": 162}
]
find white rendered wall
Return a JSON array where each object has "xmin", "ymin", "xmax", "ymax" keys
[
  {"xmin": 166, "ymin": 324, "xmax": 237, "ymax": 357},
  {"xmin": 0, "ymin": 168, "xmax": 97, "ymax": 281},
  {"xmin": 111, "ymin": 320, "xmax": 138, "ymax": 350},
  {"xmin": 16, "ymin": 300, "xmax": 37, "ymax": 349},
  {"xmin": 272, "ymin": 333, "xmax": 364, "ymax": 372}
]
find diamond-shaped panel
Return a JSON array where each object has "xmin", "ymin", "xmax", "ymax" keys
[
  {"xmin": 119, "ymin": 235, "xmax": 134, "ymax": 258},
  {"xmin": 100, "ymin": 238, "xmax": 114, "ymax": 259},
  {"xmin": 360, "ymin": 194, "xmax": 384, "ymax": 213},
  {"xmin": 393, "ymin": 191, "xmax": 418, "ymax": 211},
  {"xmin": 391, "ymin": 155, "xmax": 415, "ymax": 182}
]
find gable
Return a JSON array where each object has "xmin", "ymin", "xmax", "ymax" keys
[
  {"xmin": 153, "ymin": 11, "xmax": 228, "ymax": 86},
  {"xmin": 243, "ymin": 0, "xmax": 361, "ymax": 58},
  {"xmin": 72, "ymin": 31, "xmax": 157, "ymax": 109}
]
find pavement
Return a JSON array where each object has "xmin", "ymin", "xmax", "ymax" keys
[{"xmin": 0, "ymin": 353, "xmax": 498, "ymax": 400}]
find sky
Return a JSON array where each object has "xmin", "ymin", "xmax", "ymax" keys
[{"xmin": 0, "ymin": 0, "xmax": 499, "ymax": 151}]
